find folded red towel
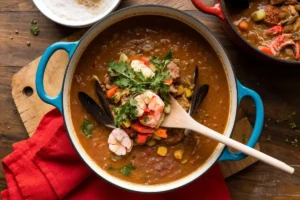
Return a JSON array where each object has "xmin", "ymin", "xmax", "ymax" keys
[{"xmin": 1, "ymin": 109, "xmax": 231, "ymax": 200}]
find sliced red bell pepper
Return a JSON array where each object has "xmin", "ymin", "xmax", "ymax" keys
[
  {"xmin": 140, "ymin": 56, "xmax": 150, "ymax": 66},
  {"xmin": 260, "ymin": 47, "xmax": 274, "ymax": 56},
  {"xmin": 136, "ymin": 133, "xmax": 151, "ymax": 144},
  {"xmin": 131, "ymin": 122, "xmax": 156, "ymax": 134}
]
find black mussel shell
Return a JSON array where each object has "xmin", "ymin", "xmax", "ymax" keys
[
  {"xmin": 78, "ymin": 92, "xmax": 115, "ymax": 128},
  {"xmin": 190, "ymin": 66, "xmax": 209, "ymax": 116}
]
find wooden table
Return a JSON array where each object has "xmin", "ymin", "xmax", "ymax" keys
[{"xmin": 1, "ymin": 0, "xmax": 300, "ymax": 199}]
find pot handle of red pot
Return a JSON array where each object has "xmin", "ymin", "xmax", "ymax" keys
[
  {"xmin": 191, "ymin": 0, "xmax": 225, "ymax": 20},
  {"xmin": 219, "ymin": 80, "xmax": 264, "ymax": 161},
  {"xmin": 36, "ymin": 41, "xmax": 78, "ymax": 112}
]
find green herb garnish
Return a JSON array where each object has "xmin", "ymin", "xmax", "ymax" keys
[
  {"xmin": 163, "ymin": 50, "xmax": 173, "ymax": 60},
  {"xmin": 30, "ymin": 26, "xmax": 40, "ymax": 36},
  {"xmin": 112, "ymin": 98, "xmax": 138, "ymax": 127},
  {"xmin": 149, "ymin": 53, "xmax": 172, "ymax": 103},
  {"xmin": 120, "ymin": 163, "xmax": 136, "ymax": 176},
  {"xmin": 242, "ymin": 133, "xmax": 247, "ymax": 144},
  {"xmin": 267, "ymin": 135, "xmax": 271, "ymax": 141},
  {"xmin": 275, "ymin": 111, "xmax": 297, "ymax": 124},
  {"xmin": 291, "ymin": 138, "xmax": 298, "ymax": 147},
  {"xmin": 80, "ymin": 119, "xmax": 95, "ymax": 138},
  {"xmin": 289, "ymin": 122, "xmax": 297, "ymax": 129},
  {"xmin": 108, "ymin": 166, "xmax": 115, "ymax": 171},
  {"xmin": 108, "ymin": 51, "xmax": 173, "ymax": 104},
  {"xmin": 143, "ymin": 117, "xmax": 149, "ymax": 122},
  {"xmin": 31, "ymin": 20, "xmax": 37, "ymax": 25},
  {"xmin": 108, "ymin": 51, "xmax": 173, "ymax": 127}
]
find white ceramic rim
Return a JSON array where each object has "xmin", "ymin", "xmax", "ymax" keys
[
  {"xmin": 62, "ymin": 5, "xmax": 237, "ymax": 192},
  {"xmin": 32, "ymin": 0, "xmax": 121, "ymax": 28}
]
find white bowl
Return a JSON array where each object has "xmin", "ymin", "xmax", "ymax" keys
[{"xmin": 32, "ymin": 0, "xmax": 121, "ymax": 28}]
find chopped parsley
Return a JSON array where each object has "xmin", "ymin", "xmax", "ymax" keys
[
  {"xmin": 30, "ymin": 26, "xmax": 40, "ymax": 36},
  {"xmin": 291, "ymin": 138, "xmax": 298, "ymax": 147},
  {"xmin": 31, "ymin": 20, "xmax": 37, "ymax": 25},
  {"xmin": 275, "ymin": 111, "xmax": 296, "ymax": 123},
  {"xmin": 289, "ymin": 122, "xmax": 297, "ymax": 129},
  {"xmin": 143, "ymin": 117, "xmax": 149, "ymax": 122},
  {"xmin": 119, "ymin": 163, "xmax": 136, "ymax": 176},
  {"xmin": 112, "ymin": 98, "xmax": 138, "ymax": 127},
  {"xmin": 108, "ymin": 51, "xmax": 173, "ymax": 127},
  {"xmin": 242, "ymin": 133, "xmax": 247, "ymax": 144},
  {"xmin": 107, "ymin": 163, "xmax": 136, "ymax": 176},
  {"xmin": 108, "ymin": 51, "xmax": 173, "ymax": 103},
  {"xmin": 80, "ymin": 119, "xmax": 95, "ymax": 138}
]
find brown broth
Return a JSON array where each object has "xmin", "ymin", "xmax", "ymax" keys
[{"xmin": 70, "ymin": 16, "xmax": 230, "ymax": 184}]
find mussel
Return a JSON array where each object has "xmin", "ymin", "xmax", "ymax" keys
[
  {"xmin": 190, "ymin": 66, "xmax": 209, "ymax": 115},
  {"xmin": 78, "ymin": 81, "xmax": 115, "ymax": 129},
  {"xmin": 184, "ymin": 66, "xmax": 209, "ymax": 135}
]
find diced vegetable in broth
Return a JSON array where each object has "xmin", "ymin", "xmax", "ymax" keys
[{"xmin": 251, "ymin": 9, "xmax": 266, "ymax": 22}]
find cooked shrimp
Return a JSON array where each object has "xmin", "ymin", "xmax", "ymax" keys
[
  {"xmin": 131, "ymin": 60, "xmax": 155, "ymax": 79},
  {"xmin": 134, "ymin": 91, "xmax": 165, "ymax": 128},
  {"xmin": 108, "ymin": 128, "xmax": 133, "ymax": 156}
]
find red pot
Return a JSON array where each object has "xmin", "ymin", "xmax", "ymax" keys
[{"xmin": 192, "ymin": 0, "xmax": 299, "ymax": 66}]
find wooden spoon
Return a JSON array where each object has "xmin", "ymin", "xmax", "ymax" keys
[{"xmin": 161, "ymin": 96, "xmax": 294, "ymax": 174}]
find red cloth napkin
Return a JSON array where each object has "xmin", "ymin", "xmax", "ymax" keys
[{"xmin": 1, "ymin": 109, "xmax": 231, "ymax": 200}]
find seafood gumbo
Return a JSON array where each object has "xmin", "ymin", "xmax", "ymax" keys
[
  {"xmin": 228, "ymin": 0, "xmax": 300, "ymax": 61},
  {"xmin": 70, "ymin": 16, "xmax": 230, "ymax": 184}
]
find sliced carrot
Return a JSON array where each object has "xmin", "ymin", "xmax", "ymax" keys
[
  {"xmin": 164, "ymin": 79, "xmax": 173, "ymax": 85},
  {"xmin": 106, "ymin": 86, "xmax": 118, "ymax": 98},
  {"xmin": 131, "ymin": 122, "xmax": 156, "ymax": 134},
  {"xmin": 129, "ymin": 55, "xmax": 140, "ymax": 61},
  {"xmin": 136, "ymin": 133, "xmax": 151, "ymax": 144},
  {"xmin": 260, "ymin": 47, "xmax": 273, "ymax": 56},
  {"xmin": 154, "ymin": 128, "xmax": 168, "ymax": 138}
]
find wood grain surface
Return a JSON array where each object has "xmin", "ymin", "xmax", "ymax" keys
[{"xmin": 1, "ymin": 0, "xmax": 300, "ymax": 199}]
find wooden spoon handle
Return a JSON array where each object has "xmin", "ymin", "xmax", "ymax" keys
[{"xmin": 187, "ymin": 119, "xmax": 294, "ymax": 174}]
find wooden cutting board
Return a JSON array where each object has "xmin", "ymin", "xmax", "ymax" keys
[{"xmin": 11, "ymin": 31, "xmax": 260, "ymax": 179}]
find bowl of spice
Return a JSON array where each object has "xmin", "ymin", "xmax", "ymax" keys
[{"xmin": 33, "ymin": 0, "xmax": 121, "ymax": 28}]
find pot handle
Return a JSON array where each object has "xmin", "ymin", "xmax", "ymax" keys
[
  {"xmin": 219, "ymin": 80, "xmax": 264, "ymax": 161},
  {"xmin": 36, "ymin": 41, "xmax": 78, "ymax": 112},
  {"xmin": 191, "ymin": 0, "xmax": 225, "ymax": 20}
]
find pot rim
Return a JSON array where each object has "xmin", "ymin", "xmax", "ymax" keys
[
  {"xmin": 61, "ymin": 4, "xmax": 238, "ymax": 193},
  {"xmin": 220, "ymin": 0, "xmax": 300, "ymax": 65}
]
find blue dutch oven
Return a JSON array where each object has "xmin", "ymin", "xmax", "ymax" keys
[{"xmin": 35, "ymin": 5, "xmax": 264, "ymax": 193}]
